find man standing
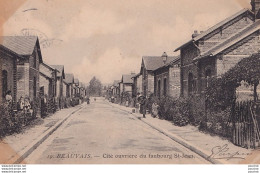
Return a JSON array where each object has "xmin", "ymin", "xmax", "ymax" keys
[{"xmin": 138, "ymin": 93, "xmax": 146, "ymax": 118}]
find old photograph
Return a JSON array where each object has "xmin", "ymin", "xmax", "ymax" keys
[{"xmin": 0, "ymin": 0, "xmax": 260, "ymax": 165}]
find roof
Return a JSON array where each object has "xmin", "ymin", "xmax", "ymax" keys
[
  {"xmin": 122, "ymin": 74, "xmax": 135, "ymax": 84},
  {"xmin": 74, "ymin": 78, "xmax": 79, "ymax": 84},
  {"xmin": 194, "ymin": 20, "xmax": 260, "ymax": 61},
  {"xmin": 113, "ymin": 80, "xmax": 120, "ymax": 86},
  {"xmin": 41, "ymin": 62, "xmax": 58, "ymax": 72},
  {"xmin": 64, "ymin": 73, "xmax": 74, "ymax": 84},
  {"xmin": 0, "ymin": 45, "xmax": 24, "ymax": 60},
  {"xmin": 174, "ymin": 9, "xmax": 253, "ymax": 51},
  {"xmin": 153, "ymin": 56, "xmax": 180, "ymax": 72},
  {"xmin": 131, "ymin": 73, "xmax": 141, "ymax": 79},
  {"xmin": 51, "ymin": 65, "xmax": 65, "ymax": 78},
  {"xmin": 0, "ymin": 36, "xmax": 43, "ymax": 62},
  {"xmin": 142, "ymin": 56, "xmax": 177, "ymax": 71}
]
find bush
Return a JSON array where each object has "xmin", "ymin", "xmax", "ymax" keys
[
  {"xmin": 199, "ymin": 107, "xmax": 232, "ymax": 138},
  {"xmin": 0, "ymin": 102, "xmax": 23, "ymax": 137}
]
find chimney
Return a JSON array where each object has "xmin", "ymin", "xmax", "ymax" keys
[
  {"xmin": 251, "ymin": 0, "xmax": 260, "ymax": 20},
  {"xmin": 162, "ymin": 52, "xmax": 168, "ymax": 64},
  {"xmin": 192, "ymin": 30, "xmax": 200, "ymax": 38}
]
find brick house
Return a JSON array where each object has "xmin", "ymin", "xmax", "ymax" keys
[
  {"xmin": 73, "ymin": 78, "xmax": 80, "ymax": 97},
  {"xmin": 153, "ymin": 55, "xmax": 180, "ymax": 98},
  {"xmin": 140, "ymin": 53, "xmax": 177, "ymax": 97},
  {"xmin": 39, "ymin": 62, "xmax": 58, "ymax": 98},
  {"xmin": 175, "ymin": 3, "xmax": 260, "ymax": 97},
  {"xmin": 79, "ymin": 82, "xmax": 86, "ymax": 98},
  {"xmin": 1, "ymin": 36, "xmax": 43, "ymax": 101},
  {"xmin": 64, "ymin": 73, "xmax": 74, "ymax": 98},
  {"xmin": 112, "ymin": 80, "xmax": 120, "ymax": 97},
  {"xmin": 0, "ymin": 45, "xmax": 24, "ymax": 105},
  {"xmin": 51, "ymin": 65, "xmax": 65, "ymax": 98},
  {"xmin": 62, "ymin": 80, "xmax": 70, "ymax": 98},
  {"xmin": 120, "ymin": 73, "xmax": 135, "ymax": 96},
  {"xmin": 131, "ymin": 73, "xmax": 142, "ymax": 98}
]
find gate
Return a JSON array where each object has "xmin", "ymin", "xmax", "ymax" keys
[{"xmin": 231, "ymin": 101, "xmax": 260, "ymax": 149}]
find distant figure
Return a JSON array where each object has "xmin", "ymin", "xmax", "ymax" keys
[
  {"xmin": 5, "ymin": 90, "xmax": 12, "ymax": 104},
  {"xmin": 24, "ymin": 97, "xmax": 31, "ymax": 113},
  {"xmin": 86, "ymin": 97, "xmax": 90, "ymax": 104},
  {"xmin": 94, "ymin": 98, "xmax": 96, "ymax": 102},
  {"xmin": 18, "ymin": 96, "xmax": 25, "ymax": 111},
  {"xmin": 138, "ymin": 93, "xmax": 147, "ymax": 118}
]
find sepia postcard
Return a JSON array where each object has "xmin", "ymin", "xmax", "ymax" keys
[{"xmin": 0, "ymin": 0, "xmax": 260, "ymax": 166}]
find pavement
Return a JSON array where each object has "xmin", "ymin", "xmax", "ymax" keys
[
  {"xmin": 0, "ymin": 98, "xmax": 258, "ymax": 164},
  {"xmin": 0, "ymin": 103, "xmax": 85, "ymax": 164},
  {"xmin": 25, "ymin": 98, "xmax": 210, "ymax": 164},
  {"xmin": 108, "ymin": 101, "xmax": 259, "ymax": 164}
]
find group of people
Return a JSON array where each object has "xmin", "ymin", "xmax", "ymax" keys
[
  {"xmin": 4, "ymin": 90, "xmax": 32, "ymax": 114},
  {"xmin": 137, "ymin": 92, "xmax": 159, "ymax": 118}
]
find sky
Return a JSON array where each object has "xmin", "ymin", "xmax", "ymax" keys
[{"xmin": 3, "ymin": 0, "xmax": 251, "ymax": 85}]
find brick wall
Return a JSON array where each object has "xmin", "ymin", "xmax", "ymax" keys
[
  {"xmin": 39, "ymin": 74, "xmax": 49, "ymax": 96},
  {"xmin": 169, "ymin": 66, "xmax": 181, "ymax": 98},
  {"xmin": 217, "ymin": 32, "xmax": 260, "ymax": 76},
  {"xmin": 29, "ymin": 53, "xmax": 40, "ymax": 101},
  {"xmin": 199, "ymin": 14, "xmax": 254, "ymax": 52},
  {"xmin": 181, "ymin": 44, "xmax": 200, "ymax": 66},
  {"xmin": 17, "ymin": 63, "xmax": 29, "ymax": 99},
  {"xmin": 154, "ymin": 67, "xmax": 169, "ymax": 97},
  {"xmin": 1, "ymin": 54, "xmax": 16, "ymax": 102}
]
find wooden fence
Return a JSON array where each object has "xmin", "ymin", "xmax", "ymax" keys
[{"xmin": 231, "ymin": 101, "xmax": 260, "ymax": 149}]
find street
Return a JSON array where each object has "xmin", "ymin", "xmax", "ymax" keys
[{"xmin": 25, "ymin": 98, "xmax": 209, "ymax": 164}]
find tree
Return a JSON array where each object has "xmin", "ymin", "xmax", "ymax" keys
[{"xmin": 88, "ymin": 77, "xmax": 102, "ymax": 96}]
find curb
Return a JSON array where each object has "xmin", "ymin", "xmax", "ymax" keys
[
  {"xmin": 108, "ymin": 102, "xmax": 226, "ymax": 164},
  {"xmin": 5, "ymin": 104, "xmax": 85, "ymax": 164}
]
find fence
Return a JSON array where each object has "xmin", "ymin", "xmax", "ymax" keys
[{"xmin": 231, "ymin": 100, "xmax": 260, "ymax": 149}]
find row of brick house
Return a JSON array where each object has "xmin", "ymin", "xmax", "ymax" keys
[
  {"xmin": 108, "ymin": 0, "xmax": 260, "ymax": 106},
  {"xmin": 107, "ymin": 52, "xmax": 180, "ymax": 105},
  {"xmin": 0, "ymin": 36, "xmax": 87, "ymax": 119}
]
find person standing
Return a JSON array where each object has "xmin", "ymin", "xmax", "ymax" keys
[
  {"xmin": 5, "ymin": 90, "xmax": 12, "ymax": 104},
  {"xmin": 138, "ymin": 93, "xmax": 147, "ymax": 118}
]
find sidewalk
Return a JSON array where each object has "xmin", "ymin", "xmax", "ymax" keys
[
  {"xmin": 108, "ymin": 101, "xmax": 255, "ymax": 164},
  {"xmin": 0, "ymin": 104, "xmax": 85, "ymax": 164}
]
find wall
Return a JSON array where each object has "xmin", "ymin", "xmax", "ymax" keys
[
  {"xmin": 0, "ymin": 52, "xmax": 17, "ymax": 103},
  {"xmin": 17, "ymin": 63, "xmax": 29, "ymax": 99},
  {"xmin": 169, "ymin": 66, "xmax": 181, "ymax": 98},
  {"xmin": 199, "ymin": 13, "xmax": 254, "ymax": 53},
  {"xmin": 39, "ymin": 74, "xmax": 49, "ymax": 96}
]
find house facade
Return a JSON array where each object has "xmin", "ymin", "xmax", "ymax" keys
[
  {"xmin": 39, "ymin": 62, "xmax": 57, "ymax": 98},
  {"xmin": 73, "ymin": 78, "xmax": 80, "ymax": 97},
  {"xmin": 140, "ymin": 53, "xmax": 177, "ymax": 97},
  {"xmin": 132, "ymin": 73, "xmax": 142, "ymax": 98},
  {"xmin": 121, "ymin": 73, "xmax": 135, "ymax": 96},
  {"xmin": 0, "ymin": 45, "xmax": 23, "ymax": 105},
  {"xmin": 51, "ymin": 65, "xmax": 65, "ymax": 98},
  {"xmin": 154, "ymin": 56, "xmax": 180, "ymax": 98},
  {"xmin": 112, "ymin": 80, "xmax": 120, "ymax": 98},
  {"xmin": 2, "ymin": 36, "xmax": 43, "ymax": 101},
  {"xmin": 175, "ymin": 3, "xmax": 260, "ymax": 97},
  {"xmin": 64, "ymin": 73, "xmax": 74, "ymax": 98}
]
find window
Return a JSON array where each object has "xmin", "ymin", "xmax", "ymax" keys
[
  {"xmin": 33, "ymin": 77, "xmax": 37, "ymax": 98},
  {"xmin": 188, "ymin": 73, "xmax": 195, "ymax": 95},
  {"xmin": 205, "ymin": 68, "xmax": 212, "ymax": 88},
  {"xmin": 163, "ymin": 78, "xmax": 167, "ymax": 96},
  {"xmin": 2, "ymin": 70, "xmax": 8, "ymax": 98},
  {"xmin": 158, "ymin": 80, "xmax": 161, "ymax": 98}
]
